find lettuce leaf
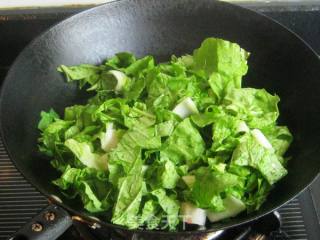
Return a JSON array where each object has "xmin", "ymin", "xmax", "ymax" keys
[
  {"xmin": 139, "ymin": 200, "xmax": 161, "ymax": 229},
  {"xmin": 58, "ymin": 64, "xmax": 104, "ymax": 89},
  {"xmin": 38, "ymin": 37, "xmax": 292, "ymax": 230},
  {"xmin": 211, "ymin": 114, "xmax": 243, "ymax": 153},
  {"xmin": 261, "ymin": 125, "xmax": 293, "ymax": 156},
  {"xmin": 151, "ymin": 189, "xmax": 180, "ymax": 230},
  {"xmin": 223, "ymin": 88, "xmax": 280, "ymax": 128},
  {"xmin": 65, "ymin": 139, "xmax": 108, "ymax": 170},
  {"xmin": 111, "ymin": 157, "xmax": 144, "ymax": 229},
  {"xmin": 38, "ymin": 109, "xmax": 60, "ymax": 131},
  {"xmin": 161, "ymin": 118, "xmax": 205, "ymax": 165},
  {"xmin": 231, "ymin": 133, "xmax": 287, "ymax": 185},
  {"xmin": 191, "ymin": 168, "xmax": 239, "ymax": 211},
  {"xmin": 193, "ymin": 38, "xmax": 249, "ymax": 102},
  {"xmin": 53, "ymin": 166, "xmax": 112, "ymax": 213},
  {"xmin": 193, "ymin": 38, "xmax": 249, "ymax": 78}
]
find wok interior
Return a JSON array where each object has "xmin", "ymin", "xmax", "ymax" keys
[{"xmin": 1, "ymin": 0, "xmax": 320, "ymax": 232}]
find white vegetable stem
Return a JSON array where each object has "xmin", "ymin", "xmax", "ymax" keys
[
  {"xmin": 100, "ymin": 123, "xmax": 119, "ymax": 151},
  {"xmin": 206, "ymin": 196, "xmax": 246, "ymax": 223},
  {"xmin": 108, "ymin": 70, "xmax": 127, "ymax": 92},
  {"xmin": 237, "ymin": 121, "xmax": 249, "ymax": 133},
  {"xmin": 251, "ymin": 129, "xmax": 273, "ymax": 149},
  {"xmin": 182, "ymin": 175, "xmax": 196, "ymax": 189},
  {"xmin": 180, "ymin": 202, "xmax": 206, "ymax": 226},
  {"xmin": 172, "ymin": 97, "xmax": 199, "ymax": 119}
]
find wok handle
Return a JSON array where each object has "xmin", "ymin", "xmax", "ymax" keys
[{"xmin": 9, "ymin": 204, "xmax": 72, "ymax": 240}]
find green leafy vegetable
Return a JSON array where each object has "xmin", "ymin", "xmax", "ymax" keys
[
  {"xmin": 53, "ymin": 166, "xmax": 112, "ymax": 212},
  {"xmin": 159, "ymin": 160, "xmax": 180, "ymax": 189},
  {"xmin": 139, "ymin": 200, "xmax": 160, "ymax": 229},
  {"xmin": 38, "ymin": 37, "xmax": 292, "ymax": 230},
  {"xmin": 223, "ymin": 88, "xmax": 280, "ymax": 128},
  {"xmin": 231, "ymin": 133, "xmax": 287, "ymax": 185},
  {"xmin": 111, "ymin": 157, "xmax": 144, "ymax": 229},
  {"xmin": 161, "ymin": 118, "xmax": 205, "ymax": 165},
  {"xmin": 191, "ymin": 168, "xmax": 239, "ymax": 211},
  {"xmin": 261, "ymin": 125, "xmax": 293, "ymax": 157},
  {"xmin": 151, "ymin": 189, "xmax": 180, "ymax": 230},
  {"xmin": 65, "ymin": 139, "xmax": 108, "ymax": 170}
]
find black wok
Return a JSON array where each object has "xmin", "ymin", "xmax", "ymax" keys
[{"xmin": 0, "ymin": 0, "xmax": 320, "ymax": 239}]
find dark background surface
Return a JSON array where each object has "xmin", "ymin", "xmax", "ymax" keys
[{"xmin": 0, "ymin": 1, "xmax": 319, "ymax": 239}]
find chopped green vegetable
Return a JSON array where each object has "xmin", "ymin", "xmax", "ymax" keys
[
  {"xmin": 151, "ymin": 188, "xmax": 180, "ymax": 230},
  {"xmin": 191, "ymin": 168, "xmax": 239, "ymax": 211},
  {"xmin": 38, "ymin": 37, "xmax": 292, "ymax": 230},
  {"xmin": 161, "ymin": 118, "xmax": 205, "ymax": 165},
  {"xmin": 206, "ymin": 196, "xmax": 246, "ymax": 222},
  {"xmin": 111, "ymin": 156, "xmax": 144, "ymax": 229},
  {"xmin": 231, "ymin": 132, "xmax": 287, "ymax": 185}
]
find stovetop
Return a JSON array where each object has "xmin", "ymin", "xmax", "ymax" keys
[{"xmin": 0, "ymin": 2, "xmax": 320, "ymax": 240}]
